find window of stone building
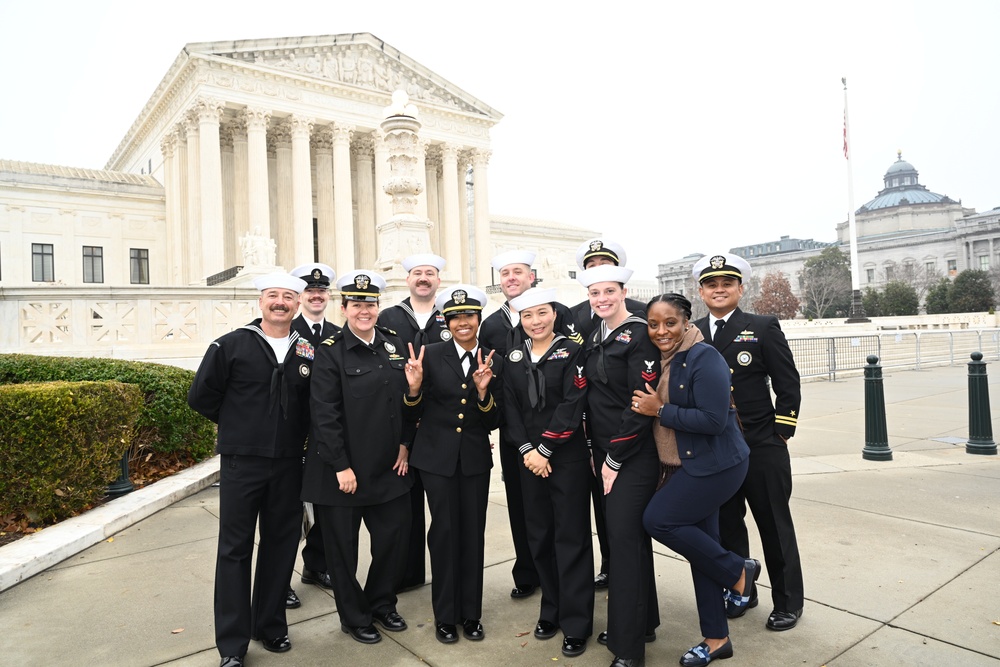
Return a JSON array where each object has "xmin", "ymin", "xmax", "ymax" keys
[
  {"xmin": 926, "ymin": 261, "xmax": 935, "ymax": 273},
  {"xmin": 130, "ymin": 248, "xmax": 150, "ymax": 285},
  {"xmin": 885, "ymin": 265, "xmax": 895, "ymax": 281},
  {"xmin": 947, "ymin": 259, "xmax": 957, "ymax": 276},
  {"xmin": 978, "ymin": 255, "xmax": 990, "ymax": 271},
  {"xmin": 83, "ymin": 246, "xmax": 104, "ymax": 283},
  {"xmin": 866, "ymin": 268, "xmax": 875, "ymax": 283},
  {"xmin": 31, "ymin": 243, "xmax": 54, "ymax": 282}
]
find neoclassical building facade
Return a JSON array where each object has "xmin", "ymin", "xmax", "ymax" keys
[
  {"xmin": 657, "ymin": 153, "xmax": 996, "ymax": 309},
  {"xmin": 0, "ymin": 34, "xmax": 602, "ymax": 361}
]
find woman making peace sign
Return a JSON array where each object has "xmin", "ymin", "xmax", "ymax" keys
[{"xmin": 402, "ymin": 284, "xmax": 499, "ymax": 645}]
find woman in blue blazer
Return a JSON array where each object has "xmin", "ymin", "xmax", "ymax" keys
[{"xmin": 631, "ymin": 294, "xmax": 755, "ymax": 667}]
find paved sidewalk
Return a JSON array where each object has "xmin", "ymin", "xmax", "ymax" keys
[{"xmin": 0, "ymin": 363, "xmax": 998, "ymax": 666}]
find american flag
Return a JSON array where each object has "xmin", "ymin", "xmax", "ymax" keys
[{"xmin": 843, "ymin": 111, "xmax": 849, "ymax": 159}]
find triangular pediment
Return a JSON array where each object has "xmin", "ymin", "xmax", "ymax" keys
[{"xmin": 185, "ymin": 33, "xmax": 501, "ymax": 120}]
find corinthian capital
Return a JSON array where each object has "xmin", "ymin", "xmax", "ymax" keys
[
  {"xmin": 242, "ymin": 106, "xmax": 271, "ymax": 132},
  {"xmin": 160, "ymin": 130, "xmax": 179, "ymax": 158},
  {"xmin": 351, "ymin": 134, "xmax": 374, "ymax": 159},
  {"xmin": 289, "ymin": 114, "xmax": 315, "ymax": 137},
  {"xmin": 192, "ymin": 96, "xmax": 225, "ymax": 124},
  {"xmin": 331, "ymin": 122, "xmax": 355, "ymax": 146},
  {"xmin": 440, "ymin": 142, "xmax": 459, "ymax": 162},
  {"xmin": 471, "ymin": 148, "xmax": 492, "ymax": 166}
]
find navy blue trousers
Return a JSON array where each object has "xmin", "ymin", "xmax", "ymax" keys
[{"xmin": 643, "ymin": 458, "xmax": 749, "ymax": 639}]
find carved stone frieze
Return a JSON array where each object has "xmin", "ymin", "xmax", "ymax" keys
[{"xmin": 214, "ymin": 43, "xmax": 481, "ymax": 115}]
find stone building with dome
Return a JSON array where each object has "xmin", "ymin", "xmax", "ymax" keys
[{"xmin": 657, "ymin": 152, "xmax": 996, "ymax": 311}]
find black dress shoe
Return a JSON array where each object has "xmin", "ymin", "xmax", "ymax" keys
[
  {"xmin": 562, "ymin": 636, "xmax": 587, "ymax": 657},
  {"xmin": 534, "ymin": 619, "xmax": 559, "ymax": 639},
  {"xmin": 260, "ymin": 635, "xmax": 291, "ymax": 653},
  {"xmin": 373, "ymin": 609, "xmax": 407, "ymax": 632},
  {"xmin": 435, "ymin": 622, "xmax": 459, "ymax": 644},
  {"xmin": 286, "ymin": 587, "xmax": 301, "ymax": 609},
  {"xmin": 597, "ymin": 630, "xmax": 655, "ymax": 646},
  {"xmin": 301, "ymin": 569, "xmax": 334, "ymax": 589},
  {"xmin": 679, "ymin": 639, "xmax": 733, "ymax": 666},
  {"xmin": 462, "ymin": 618, "xmax": 485, "ymax": 640},
  {"xmin": 341, "ymin": 623, "xmax": 382, "ymax": 644},
  {"xmin": 766, "ymin": 608, "xmax": 802, "ymax": 631},
  {"xmin": 219, "ymin": 657, "xmax": 243, "ymax": 667},
  {"xmin": 610, "ymin": 657, "xmax": 644, "ymax": 667},
  {"xmin": 725, "ymin": 559, "xmax": 760, "ymax": 619},
  {"xmin": 510, "ymin": 584, "xmax": 537, "ymax": 598},
  {"xmin": 594, "ymin": 572, "xmax": 609, "ymax": 589}
]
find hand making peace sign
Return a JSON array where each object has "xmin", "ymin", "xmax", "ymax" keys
[
  {"xmin": 472, "ymin": 348, "xmax": 495, "ymax": 397},
  {"xmin": 405, "ymin": 342, "xmax": 425, "ymax": 395}
]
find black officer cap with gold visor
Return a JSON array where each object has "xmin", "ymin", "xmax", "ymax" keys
[
  {"xmin": 336, "ymin": 270, "xmax": 387, "ymax": 302},
  {"xmin": 434, "ymin": 283, "xmax": 488, "ymax": 320},
  {"xmin": 692, "ymin": 253, "xmax": 753, "ymax": 284}
]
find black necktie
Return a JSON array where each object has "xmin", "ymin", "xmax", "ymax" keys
[
  {"xmin": 461, "ymin": 351, "xmax": 473, "ymax": 375},
  {"xmin": 312, "ymin": 323, "xmax": 321, "ymax": 339},
  {"xmin": 713, "ymin": 319, "xmax": 725, "ymax": 348}
]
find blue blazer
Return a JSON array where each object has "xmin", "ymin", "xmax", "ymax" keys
[{"xmin": 657, "ymin": 342, "xmax": 750, "ymax": 477}]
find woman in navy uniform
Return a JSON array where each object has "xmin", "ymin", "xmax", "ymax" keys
[
  {"xmin": 301, "ymin": 270, "xmax": 413, "ymax": 646},
  {"xmin": 578, "ymin": 264, "xmax": 660, "ymax": 667},
  {"xmin": 502, "ymin": 287, "xmax": 593, "ymax": 658},
  {"xmin": 402, "ymin": 284, "xmax": 500, "ymax": 644},
  {"xmin": 633, "ymin": 293, "xmax": 754, "ymax": 666}
]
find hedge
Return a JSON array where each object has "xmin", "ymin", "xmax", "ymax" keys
[
  {"xmin": 0, "ymin": 354, "xmax": 216, "ymax": 460},
  {"xmin": 0, "ymin": 381, "xmax": 143, "ymax": 522}
]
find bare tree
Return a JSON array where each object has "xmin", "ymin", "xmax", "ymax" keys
[
  {"xmin": 801, "ymin": 247, "xmax": 852, "ymax": 318},
  {"xmin": 752, "ymin": 273, "xmax": 800, "ymax": 320},
  {"xmin": 896, "ymin": 262, "xmax": 943, "ymax": 308}
]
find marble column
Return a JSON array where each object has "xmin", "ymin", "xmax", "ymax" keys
[
  {"xmin": 439, "ymin": 143, "xmax": 462, "ymax": 281},
  {"xmin": 457, "ymin": 154, "xmax": 471, "ymax": 282},
  {"xmin": 353, "ymin": 134, "xmax": 377, "ymax": 269},
  {"xmin": 415, "ymin": 139, "xmax": 429, "ymax": 221},
  {"xmin": 194, "ymin": 97, "xmax": 226, "ymax": 279},
  {"xmin": 471, "ymin": 149, "xmax": 493, "ymax": 286},
  {"xmin": 182, "ymin": 114, "xmax": 202, "ymax": 282},
  {"xmin": 332, "ymin": 122, "xmax": 355, "ymax": 271},
  {"xmin": 160, "ymin": 130, "xmax": 183, "ymax": 286},
  {"xmin": 220, "ymin": 123, "xmax": 236, "ymax": 268},
  {"xmin": 231, "ymin": 120, "xmax": 250, "ymax": 256},
  {"xmin": 425, "ymin": 145, "xmax": 441, "ymax": 255},
  {"xmin": 242, "ymin": 107, "xmax": 271, "ymax": 245},
  {"xmin": 290, "ymin": 115, "xmax": 315, "ymax": 265},
  {"xmin": 313, "ymin": 127, "xmax": 335, "ymax": 267},
  {"xmin": 372, "ymin": 130, "xmax": 391, "ymax": 256},
  {"xmin": 273, "ymin": 121, "xmax": 294, "ymax": 270},
  {"xmin": 267, "ymin": 136, "xmax": 278, "ymax": 242}
]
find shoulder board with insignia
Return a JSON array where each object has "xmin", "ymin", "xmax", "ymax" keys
[
  {"xmin": 321, "ymin": 331, "xmax": 343, "ymax": 346},
  {"xmin": 376, "ymin": 324, "xmax": 397, "ymax": 336}
]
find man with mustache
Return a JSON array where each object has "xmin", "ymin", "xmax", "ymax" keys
[
  {"xmin": 188, "ymin": 273, "xmax": 313, "ymax": 667},
  {"xmin": 377, "ymin": 253, "xmax": 450, "ymax": 591}
]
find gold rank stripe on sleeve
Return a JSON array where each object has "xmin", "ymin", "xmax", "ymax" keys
[
  {"xmin": 775, "ymin": 415, "xmax": 798, "ymax": 426},
  {"xmin": 403, "ymin": 392, "xmax": 422, "ymax": 406},
  {"xmin": 478, "ymin": 393, "xmax": 496, "ymax": 412}
]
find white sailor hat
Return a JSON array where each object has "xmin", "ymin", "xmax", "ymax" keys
[
  {"xmin": 336, "ymin": 270, "xmax": 387, "ymax": 301},
  {"xmin": 509, "ymin": 287, "xmax": 558, "ymax": 312},
  {"xmin": 290, "ymin": 262, "xmax": 335, "ymax": 288},
  {"xmin": 575, "ymin": 238, "xmax": 627, "ymax": 270},
  {"xmin": 401, "ymin": 253, "xmax": 446, "ymax": 273},
  {"xmin": 577, "ymin": 264, "xmax": 633, "ymax": 287},
  {"xmin": 253, "ymin": 273, "xmax": 307, "ymax": 293},
  {"xmin": 490, "ymin": 250, "xmax": 536, "ymax": 271},
  {"xmin": 692, "ymin": 253, "xmax": 752, "ymax": 283},
  {"xmin": 434, "ymin": 284, "xmax": 488, "ymax": 318}
]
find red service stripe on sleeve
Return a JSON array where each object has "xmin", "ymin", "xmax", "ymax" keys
[
  {"xmin": 610, "ymin": 433, "xmax": 638, "ymax": 444},
  {"xmin": 573, "ymin": 377, "xmax": 587, "ymax": 387},
  {"xmin": 541, "ymin": 429, "xmax": 575, "ymax": 440},
  {"xmin": 641, "ymin": 372, "xmax": 656, "ymax": 382}
]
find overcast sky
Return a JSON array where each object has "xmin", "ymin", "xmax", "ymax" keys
[{"xmin": 1, "ymin": 0, "xmax": 997, "ymax": 280}]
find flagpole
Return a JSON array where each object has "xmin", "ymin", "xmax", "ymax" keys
[{"xmin": 843, "ymin": 77, "xmax": 868, "ymax": 322}]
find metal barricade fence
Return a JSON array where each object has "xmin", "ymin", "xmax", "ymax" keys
[{"xmin": 788, "ymin": 329, "xmax": 1000, "ymax": 379}]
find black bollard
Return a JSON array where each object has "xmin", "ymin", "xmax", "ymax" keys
[
  {"xmin": 966, "ymin": 352, "xmax": 997, "ymax": 455},
  {"xmin": 862, "ymin": 354, "xmax": 892, "ymax": 461},
  {"xmin": 106, "ymin": 449, "xmax": 135, "ymax": 497}
]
